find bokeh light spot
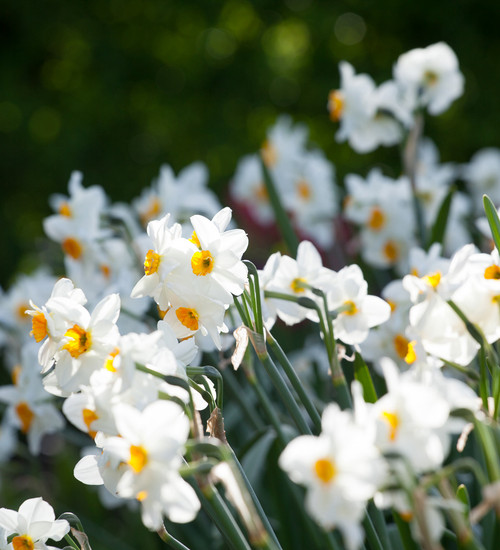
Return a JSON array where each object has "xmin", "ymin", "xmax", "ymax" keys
[{"xmin": 334, "ymin": 13, "xmax": 366, "ymax": 46}]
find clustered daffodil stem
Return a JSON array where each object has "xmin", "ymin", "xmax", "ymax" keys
[
  {"xmin": 157, "ymin": 524, "xmax": 192, "ymax": 550},
  {"xmin": 402, "ymin": 111, "xmax": 427, "ymax": 247}
]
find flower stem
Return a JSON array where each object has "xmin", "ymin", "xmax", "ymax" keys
[{"xmin": 157, "ymin": 524, "xmax": 192, "ymax": 550}]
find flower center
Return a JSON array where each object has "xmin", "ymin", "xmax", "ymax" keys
[
  {"xmin": 176, "ymin": 307, "xmax": 199, "ymax": 331},
  {"xmin": 140, "ymin": 196, "xmax": 161, "ymax": 226},
  {"xmin": 255, "ymin": 183, "xmax": 269, "ymax": 202},
  {"xmin": 405, "ymin": 341, "xmax": 417, "ymax": 365},
  {"xmin": 381, "ymin": 410, "xmax": 400, "ymax": 442},
  {"xmin": 104, "ymin": 348, "xmax": 120, "ymax": 372},
  {"xmin": 423, "ymin": 70, "xmax": 438, "ymax": 86},
  {"xmin": 129, "ymin": 445, "xmax": 148, "ymax": 473},
  {"xmin": 144, "ymin": 249, "xmax": 160, "ymax": 276},
  {"xmin": 16, "ymin": 302, "xmax": 30, "ymax": 322},
  {"xmin": 393, "ymin": 334, "xmax": 410, "ymax": 360},
  {"xmin": 59, "ymin": 201, "xmax": 72, "ymax": 217},
  {"xmin": 31, "ymin": 312, "xmax": 48, "ymax": 343},
  {"xmin": 82, "ymin": 408, "xmax": 99, "ymax": 438},
  {"xmin": 12, "ymin": 535, "xmax": 35, "ymax": 550},
  {"xmin": 485, "ymin": 265, "xmax": 500, "ymax": 280},
  {"xmin": 343, "ymin": 300, "xmax": 358, "ymax": 315},
  {"xmin": 191, "ymin": 250, "xmax": 215, "ymax": 276},
  {"xmin": 297, "ymin": 179, "xmax": 311, "ymax": 201},
  {"xmin": 261, "ymin": 139, "xmax": 278, "ymax": 168},
  {"xmin": 314, "ymin": 457, "xmax": 337, "ymax": 484},
  {"xmin": 383, "ymin": 240, "xmax": 399, "ymax": 262},
  {"xmin": 328, "ymin": 90, "xmax": 344, "ymax": 122},
  {"xmin": 290, "ymin": 277, "xmax": 307, "ymax": 294},
  {"xmin": 63, "ymin": 324, "xmax": 92, "ymax": 358},
  {"xmin": 62, "ymin": 237, "xmax": 83, "ymax": 260},
  {"xmin": 422, "ymin": 271, "xmax": 441, "ymax": 289},
  {"xmin": 368, "ymin": 207, "xmax": 385, "ymax": 231},
  {"xmin": 15, "ymin": 402, "xmax": 34, "ymax": 434}
]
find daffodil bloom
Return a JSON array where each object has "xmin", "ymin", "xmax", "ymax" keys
[
  {"xmin": 0, "ymin": 269, "xmax": 56, "ymax": 338},
  {"xmin": 162, "ymin": 289, "xmax": 227, "ymax": 350},
  {"xmin": 132, "ymin": 162, "xmax": 221, "ymax": 227},
  {"xmin": 131, "ymin": 214, "xmax": 183, "ymax": 310},
  {"xmin": 75, "ymin": 401, "xmax": 199, "ymax": 529},
  {"xmin": 279, "ymin": 402, "xmax": 383, "ymax": 550},
  {"xmin": 46, "ymin": 292, "xmax": 121, "ymax": 394},
  {"xmin": 266, "ymin": 240, "xmax": 334, "ymax": 325},
  {"xmin": 0, "ymin": 343, "xmax": 64, "ymax": 454},
  {"xmin": 26, "ymin": 277, "xmax": 87, "ymax": 371},
  {"xmin": 393, "ymin": 42, "xmax": 464, "ymax": 116},
  {"xmin": 327, "ymin": 264, "xmax": 391, "ymax": 345},
  {"xmin": 330, "ymin": 62, "xmax": 406, "ymax": 153},
  {"xmin": 0, "ymin": 498, "xmax": 70, "ymax": 550},
  {"xmin": 463, "ymin": 147, "xmax": 500, "ymax": 213},
  {"xmin": 166, "ymin": 207, "xmax": 249, "ymax": 304},
  {"xmin": 372, "ymin": 359, "xmax": 452, "ymax": 473}
]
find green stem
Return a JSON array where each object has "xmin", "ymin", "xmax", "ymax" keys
[
  {"xmin": 246, "ymin": 366, "xmax": 340, "ymax": 550},
  {"xmin": 187, "ymin": 365, "xmax": 224, "ymax": 410},
  {"xmin": 257, "ymin": 351, "xmax": 312, "ymax": 435},
  {"xmin": 228, "ymin": 445, "xmax": 283, "ymax": 550},
  {"xmin": 367, "ymin": 501, "xmax": 392, "ymax": 550},
  {"xmin": 473, "ymin": 418, "xmax": 500, "ymax": 482},
  {"xmin": 260, "ymin": 158, "xmax": 299, "ymax": 257},
  {"xmin": 402, "ymin": 111, "xmax": 427, "ymax": 246},
  {"xmin": 157, "ymin": 525, "xmax": 192, "ymax": 550},
  {"xmin": 63, "ymin": 535, "xmax": 80, "ymax": 550},
  {"xmin": 266, "ymin": 331, "xmax": 322, "ymax": 432},
  {"xmin": 362, "ymin": 514, "xmax": 385, "ymax": 550},
  {"xmin": 478, "ymin": 348, "xmax": 490, "ymax": 411},
  {"xmin": 201, "ymin": 483, "xmax": 252, "ymax": 550}
]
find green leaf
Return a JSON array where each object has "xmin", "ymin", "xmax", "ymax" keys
[
  {"xmin": 260, "ymin": 158, "xmax": 299, "ymax": 257},
  {"xmin": 456, "ymin": 484, "xmax": 471, "ymax": 518},
  {"xmin": 428, "ymin": 185, "xmax": 455, "ymax": 248},
  {"xmin": 240, "ymin": 429, "xmax": 277, "ymax": 487},
  {"xmin": 483, "ymin": 194, "xmax": 500, "ymax": 253},
  {"xmin": 392, "ymin": 512, "xmax": 419, "ymax": 550},
  {"xmin": 353, "ymin": 352, "xmax": 377, "ymax": 403}
]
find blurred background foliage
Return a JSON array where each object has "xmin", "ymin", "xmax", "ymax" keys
[{"xmin": 2, "ymin": 0, "xmax": 500, "ymax": 286}]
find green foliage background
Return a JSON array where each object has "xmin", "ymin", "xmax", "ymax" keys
[{"xmin": 2, "ymin": 0, "xmax": 500, "ymax": 286}]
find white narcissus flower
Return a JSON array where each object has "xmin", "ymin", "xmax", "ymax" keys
[
  {"xmin": 260, "ymin": 115, "xmax": 308, "ymax": 179},
  {"xmin": 462, "ymin": 147, "xmax": 500, "ymax": 213},
  {"xmin": 0, "ymin": 344, "xmax": 64, "ymax": 455},
  {"xmin": 327, "ymin": 264, "xmax": 391, "ymax": 345},
  {"xmin": 344, "ymin": 169, "xmax": 415, "ymax": 271},
  {"xmin": 46, "ymin": 292, "xmax": 121, "ymax": 394},
  {"xmin": 372, "ymin": 358, "xmax": 452, "ymax": 473},
  {"xmin": 279, "ymin": 400, "xmax": 384, "ymax": 550},
  {"xmin": 266, "ymin": 240, "xmax": 334, "ymax": 326},
  {"xmin": 26, "ymin": 277, "xmax": 87, "ymax": 371},
  {"xmin": 281, "ymin": 150, "xmax": 338, "ymax": 249},
  {"xmin": 0, "ymin": 497, "xmax": 70, "ymax": 550},
  {"xmin": 131, "ymin": 214, "xmax": 183, "ymax": 310},
  {"xmin": 328, "ymin": 62, "xmax": 405, "ymax": 153},
  {"xmin": 393, "ymin": 42, "xmax": 464, "ymax": 115},
  {"xmin": 162, "ymin": 289, "xmax": 227, "ymax": 350},
  {"xmin": 452, "ymin": 249, "xmax": 500, "ymax": 344},
  {"xmin": 75, "ymin": 401, "xmax": 200, "ymax": 530},
  {"xmin": 181, "ymin": 207, "xmax": 249, "ymax": 301},
  {"xmin": 133, "ymin": 162, "xmax": 221, "ymax": 227},
  {"xmin": 230, "ymin": 154, "xmax": 274, "ymax": 225}
]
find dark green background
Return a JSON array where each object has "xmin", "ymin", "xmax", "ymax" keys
[{"xmin": 2, "ymin": 0, "xmax": 500, "ymax": 286}]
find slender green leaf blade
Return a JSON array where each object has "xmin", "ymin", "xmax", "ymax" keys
[{"xmin": 483, "ymin": 194, "xmax": 500, "ymax": 253}]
